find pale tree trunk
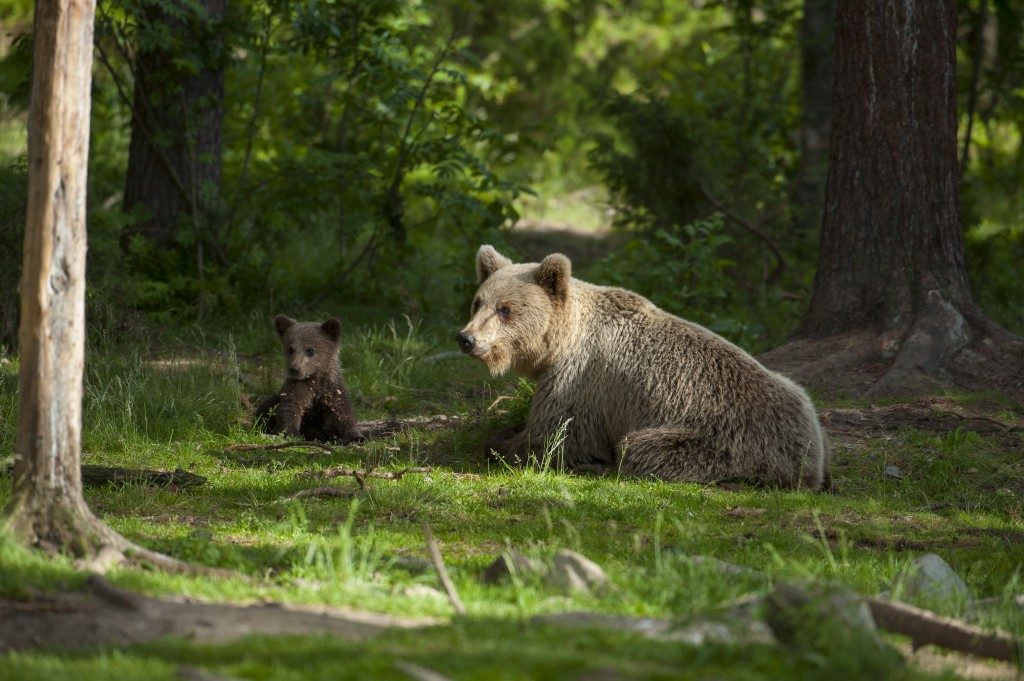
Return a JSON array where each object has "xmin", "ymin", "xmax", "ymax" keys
[
  {"xmin": 763, "ymin": 0, "xmax": 1024, "ymax": 398},
  {"xmin": 5, "ymin": 0, "xmax": 115, "ymax": 554},
  {"xmin": 5, "ymin": 0, "xmax": 226, "ymax": 575}
]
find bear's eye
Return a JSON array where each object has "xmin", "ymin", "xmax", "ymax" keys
[
  {"xmin": 287, "ymin": 346, "xmax": 295, "ymax": 356},
  {"xmin": 472, "ymin": 298, "xmax": 481, "ymax": 314},
  {"xmin": 497, "ymin": 305, "xmax": 511, "ymax": 320},
  {"xmin": 304, "ymin": 347, "xmax": 315, "ymax": 357}
]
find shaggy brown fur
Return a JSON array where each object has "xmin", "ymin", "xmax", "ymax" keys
[
  {"xmin": 457, "ymin": 246, "xmax": 830, "ymax": 490},
  {"xmin": 255, "ymin": 315, "xmax": 364, "ymax": 444}
]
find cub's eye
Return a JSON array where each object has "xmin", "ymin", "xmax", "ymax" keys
[
  {"xmin": 287, "ymin": 347, "xmax": 295, "ymax": 356},
  {"xmin": 304, "ymin": 347, "xmax": 315, "ymax": 357},
  {"xmin": 497, "ymin": 305, "xmax": 511, "ymax": 320}
]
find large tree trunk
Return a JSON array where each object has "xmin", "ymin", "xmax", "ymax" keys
[
  {"xmin": 764, "ymin": 0, "xmax": 1024, "ymax": 397},
  {"xmin": 121, "ymin": 0, "xmax": 226, "ymax": 250},
  {"xmin": 4, "ymin": 0, "xmax": 116, "ymax": 554},
  {"xmin": 791, "ymin": 0, "xmax": 834, "ymax": 243},
  {"xmin": 5, "ymin": 0, "xmax": 227, "ymax": 576}
]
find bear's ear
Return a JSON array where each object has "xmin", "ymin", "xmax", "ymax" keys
[
  {"xmin": 320, "ymin": 318, "xmax": 342, "ymax": 343},
  {"xmin": 476, "ymin": 245, "xmax": 513, "ymax": 284},
  {"xmin": 274, "ymin": 314, "xmax": 297, "ymax": 337},
  {"xmin": 536, "ymin": 253, "xmax": 571, "ymax": 301}
]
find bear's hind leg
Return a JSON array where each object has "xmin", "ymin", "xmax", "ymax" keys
[{"xmin": 617, "ymin": 428, "xmax": 736, "ymax": 483}]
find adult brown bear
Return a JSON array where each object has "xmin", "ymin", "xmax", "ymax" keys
[{"xmin": 457, "ymin": 246, "xmax": 829, "ymax": 490}]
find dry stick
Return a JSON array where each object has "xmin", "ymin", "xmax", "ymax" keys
[
  {"xmin": 224, "ymin": 441, "xmax": 339, "ymax": 455},
  {"xmin": 421, "ymin": 522, "xmax": 466, "ymax": 616},
  {"xmin": 315, "ymin": 466, "xmax": 433, "ymax": 481},
  {"xmin": 866, "ymin": 597, "xmax": 1021, "ymax": 663},
  {"xmin": 285, "ymin": 487, "xmax": 356, "ymax": 501}
]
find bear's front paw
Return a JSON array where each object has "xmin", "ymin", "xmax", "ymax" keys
[{"xmin": 484, "ymin": 426, "xmax": 527, "ymax": 467}]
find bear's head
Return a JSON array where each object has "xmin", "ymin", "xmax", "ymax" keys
[
  {"xmin": 273, "ymin": 315, "xmax": 342, "ymax": 381},
  {"xmin": 456, "ymin": 245, "xmax": 571, "ymax": 377}
]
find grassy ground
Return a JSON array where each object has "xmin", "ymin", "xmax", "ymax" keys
[{"xmin": 0, "ymin": 318, "xmax": 1022, "ymax": 680}]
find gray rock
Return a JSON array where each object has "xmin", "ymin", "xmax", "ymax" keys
[
  {"xmin": 902, "ymin": 553, "xmax": 968, "ymax": 601},
  {"xmin": 482, "ymin": 551, "xmax": 545, "ymax": 585},
  {"xmin": 766, "ymin": 582, "xmax": 884, "ymax": 649},
  {"xmin": 884, "ymin": 465, "xmax": 903, "ymax": 479},
  {"xmin": 679, "ymin": 554, "xmax": 767, "ymax": 581},
  {"xmin": 392, "ymin": 555, "xmax": 432, "ymax": 575},
  {"xmin": 546, "ymin": 549, "xmax": 610, "ymax": 593},
  {"xmin": 402, "ymin": 584, "xmax": 447, "ymax": 601}
]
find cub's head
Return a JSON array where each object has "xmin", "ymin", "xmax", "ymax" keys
[
  {"xmin": 456, "ymin": 245, "xmax": 571, "ymax": 377},
  {"xmin": 273, "ymin": 315, "xmax": 342, "ymax": 380}
]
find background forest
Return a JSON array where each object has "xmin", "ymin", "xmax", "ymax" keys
[
  {"xmin": 1, "ymin": 2, "xmax": 1024, "ymax": 680},
  {"xmin": 0, "ymin": 0, "xmax": 1020, "ymax": 348}
]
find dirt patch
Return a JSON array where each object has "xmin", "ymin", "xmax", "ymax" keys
[{"xmin": 0, "ymin": 576, "xmax": 437, "ymax": 653}]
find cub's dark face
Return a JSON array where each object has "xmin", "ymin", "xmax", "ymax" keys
[
  {"xmin": 274, "ymin": 315, "xmax": 342, "ymax": 381},
  {"xmin": 457, "ymin": 245, "xmax": 571, "ymax": 377}
]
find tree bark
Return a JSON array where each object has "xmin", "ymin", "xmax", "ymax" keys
[
  {"xmin": 121, "ymin": 0, "xmax": 226, "ymax": 250},
  {"xmin": 764, "ymin": 0, "xmax": 1024, "ymax": 397},
  {"xmin": 5, "ymin": 0, "xmax": 230, "ymax": 576},
  {"xmin": 791, "ymin": 0, "xmax": 834, "ymax": 242},
  {"xmin": 4, "ymin": 0, "xmax": 115, "ymax": 554}
]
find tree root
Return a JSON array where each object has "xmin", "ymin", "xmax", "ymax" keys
[{"xmin": 762, "ymin": 290, "xmax": 1024, "ymax": 399}]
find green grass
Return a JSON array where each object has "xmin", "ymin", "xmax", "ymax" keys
[{"xmin": 0, "ymin": 320, "xmax": 1022, "ymax": 679}]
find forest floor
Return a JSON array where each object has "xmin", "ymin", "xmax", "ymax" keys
[{"xmin": 0, "ymin": 318, "xmax": 1022, "ymax": 681}]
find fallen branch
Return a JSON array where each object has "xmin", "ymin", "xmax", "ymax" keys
[
  {"xmin": 82, "ymin": 465, "xmax": 207, "ymax": 489},
  {"xmin": 308, "ymin": 466, "xmax": 432, "ymax": 482},
  {"xmin": 2, "ymin": 464, "xmax": 207, "ymax": 489},
  {"xmin": 224, "ymin": 441, "xmax": 339, "ymax": 455},
  {"xmin": 422, "ymin": 522, "xmax": 465, "ymax": 616},
  {"xmin": 284, "ymin": 486, "xmax": 359, "ymax": 501},
  {"xmin": 866, "ymin": 596, "xmax": 1021, "ymax": 663}
]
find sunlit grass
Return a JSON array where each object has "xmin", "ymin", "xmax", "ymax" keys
[{"xmin": 0, "ymin": 321, "xmax": 1021, "ymax": 679}]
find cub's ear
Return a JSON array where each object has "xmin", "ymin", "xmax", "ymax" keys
[
  {"xmin": 320, "ymin": 318, "xmax": 342, "ymax": 343},
  {"xmin": 536, "ymin": 253, "xmax": 571, "ymax": 301},
  {"xmin": 274, "ymin": 314, "xmax": 297, "ymax": 337},
  {"xmin": 476, "ymin": 245, "xmax": 513, "ymax": 284}
]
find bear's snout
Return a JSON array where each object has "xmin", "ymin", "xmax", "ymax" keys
[{"xmin": 456, "ymin": 330, "xmax": 476, "ymax": 354}]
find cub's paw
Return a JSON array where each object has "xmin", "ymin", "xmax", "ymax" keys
[{"xmin": 342, "ymin": 428, "xmax": 367, "ymax": 445}]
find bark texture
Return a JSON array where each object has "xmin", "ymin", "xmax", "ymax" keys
[
  {"xmin": 764, "ymin": 0, "xmax": 1024, "ymax": 397},
  {"xmin": 5, "ymin": 0, "xmax": 114, "ymax": 553},
  {"xmin": 121, "ymin": 0, "xmax": 226, "ymax": 249},
  {"xmin": 6, "ymin": 0, "xmax": 228, "ymax": 576},
  {"xmin": 792, "ymin": 0, "xmax": 834, "ymax": 241}
]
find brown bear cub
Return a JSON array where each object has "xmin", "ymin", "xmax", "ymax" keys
[
  {"xmin": 255, "ymin": 315, "xmax": 364, "ymax": 444},
  {"xmin": 458, "ymin": 245, "xmax": 830, "ymax": 490}
]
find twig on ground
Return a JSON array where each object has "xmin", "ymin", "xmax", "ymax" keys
[
  {"xmin": 487, "ymin": 395, "xmax": 514, "ymax": 411},
  {"xmin": 866, "ymin": 596, "xmax": 1021, "ymax": 663},
  {"xmin": 284, "ymin": 487, "xmax": 358, "ymax": 501},
  {"xmin": 395, "ymin": 661, "xmax": 454, "ymax": 681},
  {"xmin": 422, "ymin": 522, "xmax": 465, "ymax": 616},
  {"xmin": 224, "ymin": 441, "xmax": 339, "ymax": 455},
  {"xmin": 309, "ymin": 466, "xmax": 433, "ymax": 481}
]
